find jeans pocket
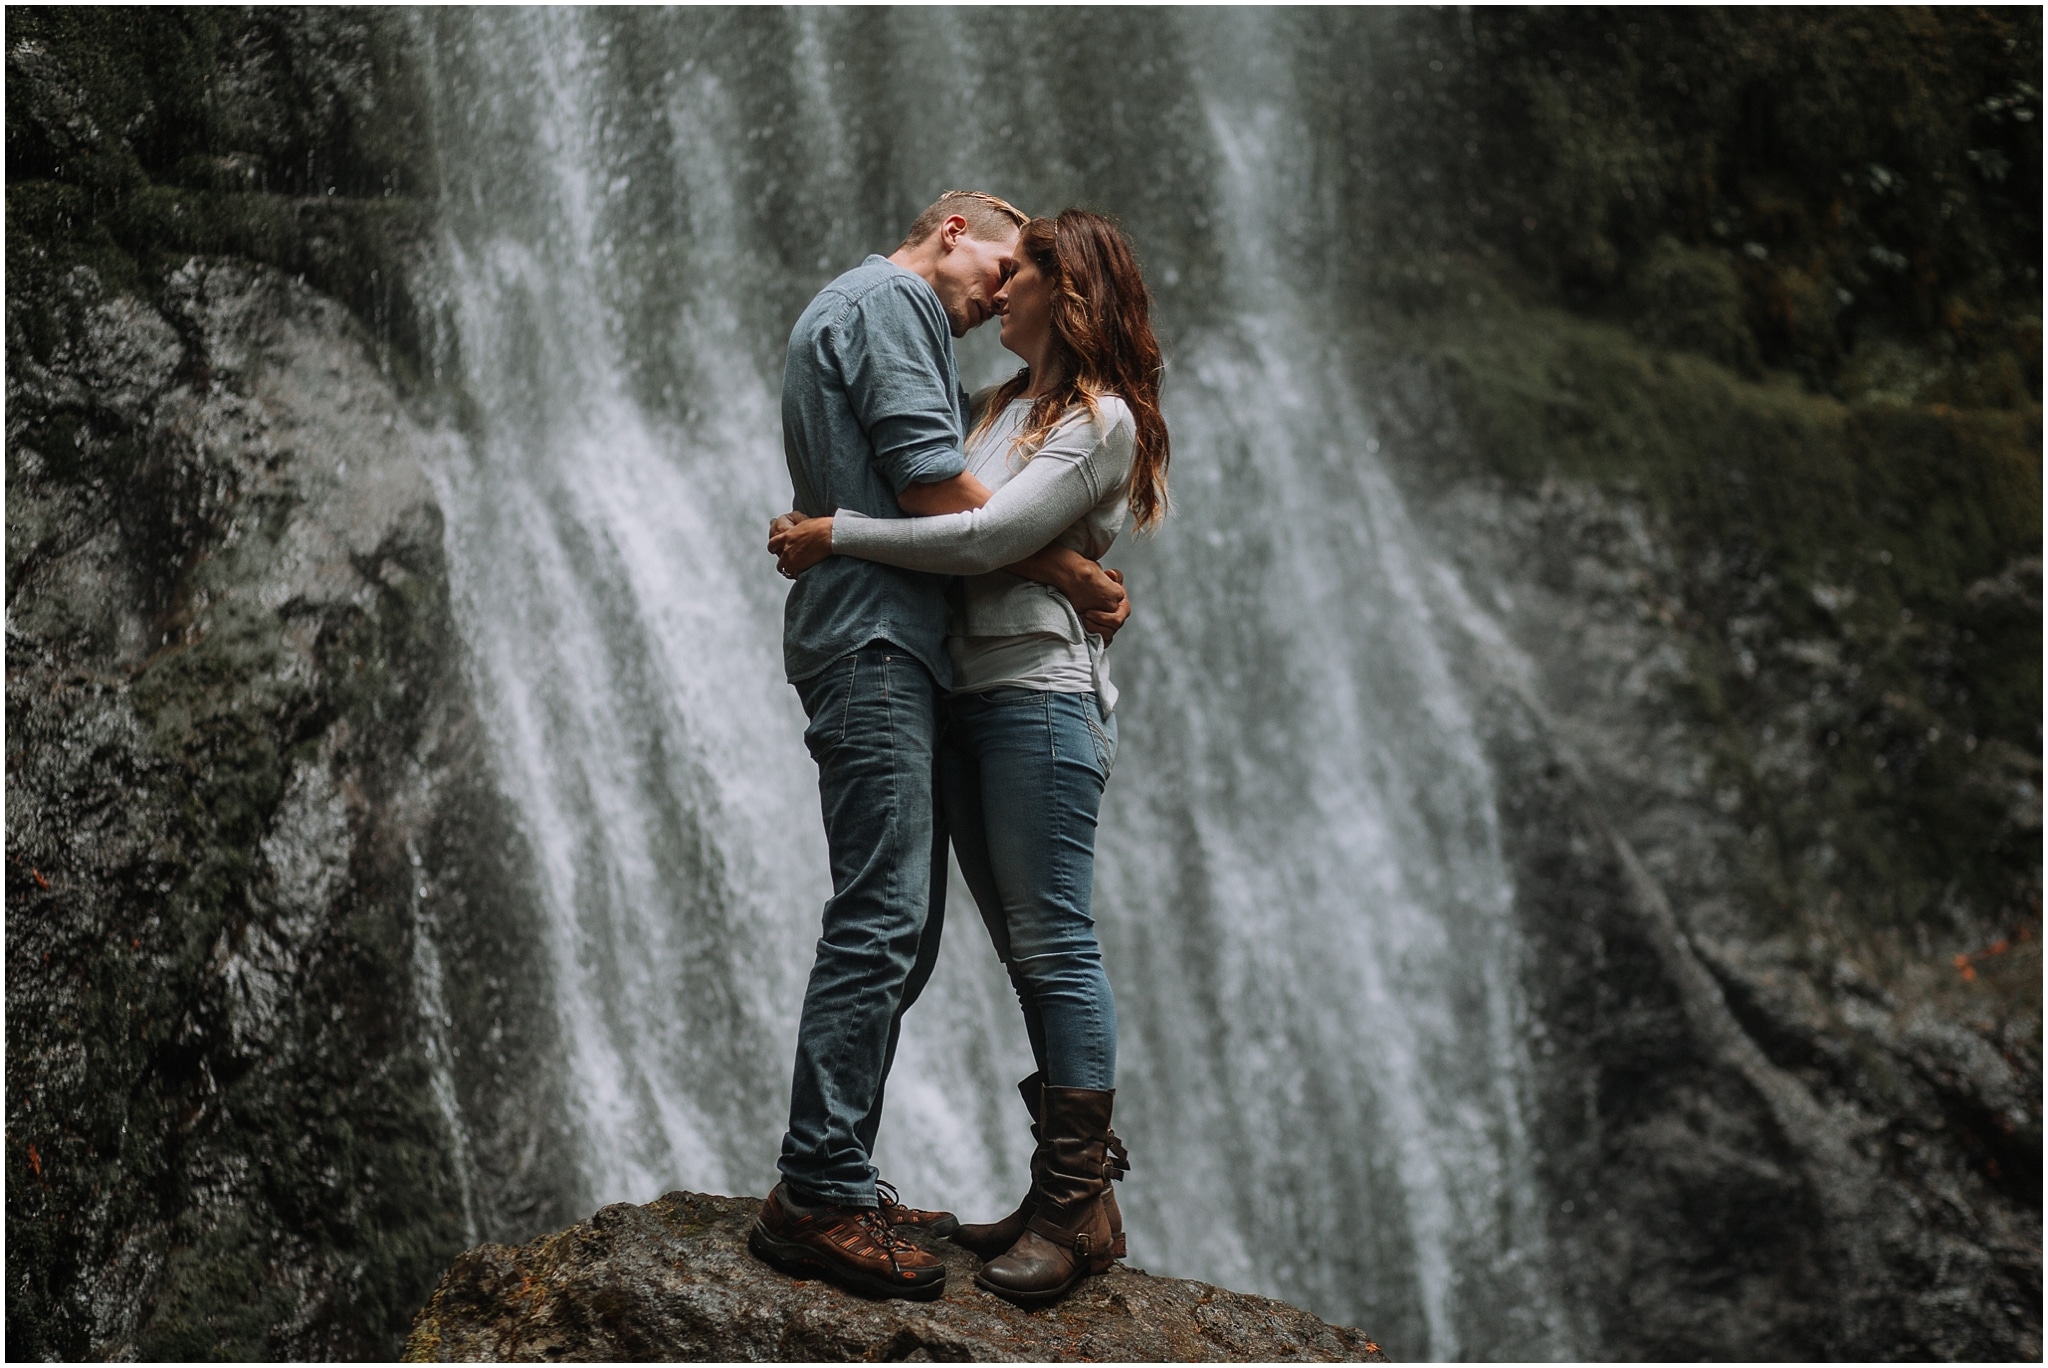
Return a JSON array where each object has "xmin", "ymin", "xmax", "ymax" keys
[
  {"xmin": 1083, "ymin": 697, "xmax": 1117, "ymax": 781},
  {"xmin": 800, "ymin": 654, "xmax": 858, "ymax": 760}
]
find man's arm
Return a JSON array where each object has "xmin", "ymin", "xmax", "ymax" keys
[
  {"xmin": 896, "ymin": 470, "xmax": 992, "ymax": 515},
  {"xmin": 1008, "ymin": 545, "xmax": 1130, "ymax": 642},
  {"xmin": 839, "ymin": 280, "xmax": 973, "ymax": 499}
]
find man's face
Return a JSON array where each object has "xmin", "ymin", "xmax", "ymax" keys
[{"xmin": 930, "ymin": 220, "xmax": 1020, "ymax": 337}]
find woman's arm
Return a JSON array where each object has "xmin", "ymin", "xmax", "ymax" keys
[
  {"xmin": 770, "ymin": 511, "xmax": 1129, "ymax": 636},
  {"xmin": 767, "ymin": 405, "xmax": 1134, "ymax": 630},
  {"xmin": 825, "ymin": 431, "xmax": 1108, "ymax": 575},
  {"xmin": 767, "ymin": 469, "xmax": 990, "ymax": 573}
]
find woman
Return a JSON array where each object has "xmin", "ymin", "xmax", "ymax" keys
[{"xmin": 769, "ymin": 208, "xmax": 1169, "ymax": 1306}]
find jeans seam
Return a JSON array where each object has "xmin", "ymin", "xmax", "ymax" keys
[
  {"xmin": 1053, "ymin": 723, "xmax": 1078, "ymax": 938},
  {"xmin": 881, "ymin": 655, "xmax": 903, "ymax": 1084},
  {"xmin": 836, "ymin": 653, "xmax": 858, "ymax": 747},
  {"xmin": 1043, "ymin": 689, "xmax": 1057, "ymax": 768}
]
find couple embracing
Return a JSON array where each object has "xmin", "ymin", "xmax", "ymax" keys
[{"xmin": 748, "ymin": 191, "xmax": 1170, "ymax": 1307}]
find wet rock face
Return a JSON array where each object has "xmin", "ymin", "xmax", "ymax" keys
[
  {"xmin": 5, "ymin": 258, "xmax": 575, "ymax": 1359},
  {"xmin": 1374, "ymin": 362, "xmax": 2040, "ymax": 1358},
  {"xmin": 404, "ymin": 1192, "xmax": 1388, "ymax": 1363}
]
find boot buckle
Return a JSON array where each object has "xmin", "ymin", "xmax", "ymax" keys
[{"xmin": 1075, "ymin": 1231, "xmax": 1092, "ymax": 1256}]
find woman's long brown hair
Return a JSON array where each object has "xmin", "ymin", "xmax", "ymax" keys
[{"xmin": 970, "ymin": 209, "xmax": 1171, "ymax": 530}]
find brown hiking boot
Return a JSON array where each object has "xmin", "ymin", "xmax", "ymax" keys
[
  {"xmin": 974, "ymin": 1086, "xmax": 1122, "ymax": 1307},
  {"xmin": 749, "ymin": 1182, "xmax": 946, "ymax": 1301},
  {"xmin": 953, "ymin": 1074, "xmax": 1128, "ymax": 1261},
  {"xmin": 952, "ymin": 1074, "xmax": 1046, "ymax": 1258},
  {"xmin": 877, "ymin": 1179, "xmax": 959, "ymax": 1238}
]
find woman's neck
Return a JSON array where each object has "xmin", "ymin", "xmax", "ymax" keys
[{"xmin": 1024, "ymin": 359, "xmax": 1065, "ymax": 399}]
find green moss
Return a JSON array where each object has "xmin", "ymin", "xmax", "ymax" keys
[
  {"xmin": 1410, "ymin": 274, "xmax": 2039, "ymax": 947},
  {"xmin": 141, "ymin": 1207, "xmax": 292, "ymax": 1362},
  {"xmin": 1295, "ymin": 7, "xmax": 2040, "ymax": 402},
  {"xmin": 6, "ymin": 7, "xmax": 436, "ymax": 385}
]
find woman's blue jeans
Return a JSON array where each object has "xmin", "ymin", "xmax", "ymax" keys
[{"xmin": 942, "ymin": 688, "xmax": 1118, "ymax": 1091}]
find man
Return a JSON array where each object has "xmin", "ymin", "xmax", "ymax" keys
[{"xmin": 750, "ymin": 192, "xmax": 1129, "ymax": 1301}]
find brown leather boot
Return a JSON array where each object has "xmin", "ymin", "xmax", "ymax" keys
[
  {"xmin": 954, "ymin": 1075, "xmax": 1130, "ymax": 1260},
  {"xmin": 951, "ymin": 1074, "xmax": 1046, "ymax": 1258},
  {"xmin": 974, "ymin": 1086, "xmax": 1121, "ymax": 1306}
]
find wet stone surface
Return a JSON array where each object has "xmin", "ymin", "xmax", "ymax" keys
[
  {"xmin": 404, "ymin": 1192, "xmax": 1388, "ymax": 1363},
  {"xmin": 6, "ymin": 257, "xmax": 573, "ymax": 1360}
]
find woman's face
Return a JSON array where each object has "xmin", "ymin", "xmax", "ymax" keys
[{"xmin": 994, "ymin": 252, "xmax": 1053, "ymax": 368}]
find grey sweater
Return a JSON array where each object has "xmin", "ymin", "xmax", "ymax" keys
[{"xmin": 831, "ymin": 392, "xmax": 1136, "ymax": 703}]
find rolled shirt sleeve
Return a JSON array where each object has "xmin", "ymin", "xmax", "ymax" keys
[
  {"xmin": 778, "ymin": 255, "xmax": 971, "ymax": 686},
  {"xmin": 833, "ymin": 279, "xmax": 969, "ymax": 494}
]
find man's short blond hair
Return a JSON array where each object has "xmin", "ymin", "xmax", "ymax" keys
[{"xmin": 899, "ymin": 190, "xmax": 1028, "ymax": 251}]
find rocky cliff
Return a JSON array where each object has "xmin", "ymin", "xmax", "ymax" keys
[
  {"xmin": 403, "ymin": 1192, "xmax": 1387, "ymax": 1363},
  {"xmin": 5, "ymin": 252, "xmax": 576, "ymax": 1359},
  {"xmin": 7, "ymin": 12, "xmax": 577, "ymax": 1357},
  {"xmin": 1336, "ymin": 10, "xmax": 2040, "ymax": 1356}
]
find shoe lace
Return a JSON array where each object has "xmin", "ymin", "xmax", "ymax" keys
[
  {"xmin": 853, "ymin": 1205, "xmax": 919, "ymax": 1267},
  {"xmin": 874, "ymin": 1179, "xmax": 903, "ymax": 1211}
]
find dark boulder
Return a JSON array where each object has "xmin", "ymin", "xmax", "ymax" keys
[{"xmin": 405, "ymin": 1192, "xmax": 1388, "ymax": 1363}]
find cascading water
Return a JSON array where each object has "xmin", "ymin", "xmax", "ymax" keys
[{"xmin": 417, "ymin": 10, "xmax": 1572, "ymax": 1359}]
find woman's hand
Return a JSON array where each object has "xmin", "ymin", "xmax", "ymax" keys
[{"xmin": 768, "ymin": 511, "xmax": 834, "ymax": 579}]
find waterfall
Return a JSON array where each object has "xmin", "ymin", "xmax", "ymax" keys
[
  {"xmin": 407, "ymin": 837, "xmax": 482, "ymax": 1249},
  {"xmin": 417, "ymin": 10, "xmax": 1572, "ymax": 1359}
]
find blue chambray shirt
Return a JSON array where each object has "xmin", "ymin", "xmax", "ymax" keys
[{"xmin": 780, "ymin": 256, "xmax": 969, "ymax": 685}]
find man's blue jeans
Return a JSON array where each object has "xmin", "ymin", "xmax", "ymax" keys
[
  {"xmin": 941, "ymin": 688, "xmax": 1118, "ymax": 1091},
  {"xmin": 778, "ymin": 643, "xmax": 947, "ymax": 1208}
]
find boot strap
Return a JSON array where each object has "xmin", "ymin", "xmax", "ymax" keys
[
  {"xmin": 1106, "ymin": 1130, "xmax": 1130, "ymax": 1181},
  {"xmin": 1027, "ymin": 1210, "xmax": 1098, "ymax": 1253}
]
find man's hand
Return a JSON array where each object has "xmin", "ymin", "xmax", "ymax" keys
[
  {"xmin": 1082, "ymin": 568, "xmax": 1130, "ymax": 642},
  {"xmin": 768, "ymin": 510, "xmax": 834, "ymax": 579},
  {"xmin": 1007, "ymin": 545, "xmax": 1133, "ymax": 644}
]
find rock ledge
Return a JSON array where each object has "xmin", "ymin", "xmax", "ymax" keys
[{"xmin": 404, "ymin": 1191, "xmax": 1387, "ymax": 1362}]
